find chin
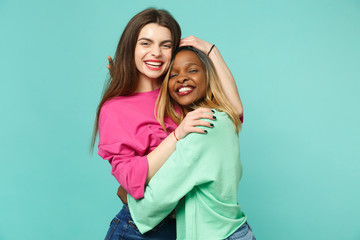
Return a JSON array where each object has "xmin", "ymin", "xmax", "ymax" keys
[
  {"xmin": 147, "ymin": 72, "xmax": 164, "ymax": 79},
  {"xmin": 183, "ymin": 100, "xmax": 197, "ymax": 107},
  {"xmin": 176, "ymin": 97, "xmax": 201, "ymax": 107}
]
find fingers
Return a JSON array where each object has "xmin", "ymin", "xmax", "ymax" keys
[
  {"xmin": 194, "ymin": 120, "xmax": 214, "ymax": 128},
  {"xmin": 176, "ymin": 108, "xmax": 216, "ymax": 138},
  {"xmin": 187, "ymin": 126, "xmax": 208, "ymax": 134},
  {"xmin": 182, "ymin": 122, "xmax": 213, "ymax": 135},
  {"xmin": 107, "ymin": 56, "xmax": 114, "ymax": 72},
  {"xmin": 184, "ymin": 119, "xmax": 214, "ymax": 134},
  {"xmin": 188, "ymin": 107, "xmax": 213, "ymax": 114},
  {"xmin": 179, "ymin": 35, "xmax": 198, "ymax": 47},
  {"xmin": 198, "ymin": 111, "xmax": 215, "ymax": 119},
  {"xmin": 187, "ymin": 108, "xmax": 215, "ymax": 120},
  {"xmin": 180, "ymin": 36, "xmax": 211, "ymax": 54}
]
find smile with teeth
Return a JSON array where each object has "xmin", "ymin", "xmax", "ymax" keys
[
  {"xmin": 176, "ymin": 85, "xmax": 195, "ymax": 96},
  {"xmin": 145, "ymin": 61, "xmax": 163, "ymax": 67},
  {"xmin": 178, "ymin": 87, "xmax": 193, "ymax": 93}
]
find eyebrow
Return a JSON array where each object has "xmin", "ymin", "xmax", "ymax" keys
[
  {"xmin": 184, "ymin": 63, "xmax": 199, "ymax": 67},
  {"xmin": 137, "ymin": 38, "xmax": 172, "ymax": 44},
  {"xmin": 171, "ymin": 62, "xmax": 200, "ymax": 70}
]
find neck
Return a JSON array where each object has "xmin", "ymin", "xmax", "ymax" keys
[
  {"xmin": 135, "ymin": 74, "xmax": 162, "ymax": 93},
  {"xmin": 183, "ymin": 98, "xmax": 207, "ymax": 114},
  {"xmin": 182, "ymin": 106, "xmax": 193, "ymax": 115}
]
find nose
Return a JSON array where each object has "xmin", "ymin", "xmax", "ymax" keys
[
  {"xmin": 177, "ymin": 74, "xmax": 188, "ymax": 83},
  {"xmin": 150, "ymin": 45, "xmax": 161, "ymax": 57}
]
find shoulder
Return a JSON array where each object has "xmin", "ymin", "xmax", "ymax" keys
[
  {"xmin": 179, "ymin": 109, "xmax": 236, "ymax": 149},
  {"xmin": 210, "ymin": 110, "xmax": 236, "ymax": 136},
  {"xmin": 98, "ymin": 97, "xmax": 140, "ymax": 145},
  {"xmin": 212, "ymin": 109, "xmax": 233, "ymax": 126},
  {"xmin": 100, "ymin": 96, "xmax": 139, "ymax": 119},
  {"xmin": 101, "ymin": 97, "xmax": 126, "ymax": 113},
  {"xmin": 174, "ymin": 109, "xmax": 239, "ymax": 169},
  {"xmin": 98, "ymin": 97, "xmax": 134, "ymax": 131}
]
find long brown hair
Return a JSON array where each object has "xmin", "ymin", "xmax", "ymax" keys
[
  {"xmin": 156, "ymin": 46, "xmax": 242, "ymax": 134},
  {"xmin": 90, "ymin": 8, "xmax": 181, "ymax": 152}
]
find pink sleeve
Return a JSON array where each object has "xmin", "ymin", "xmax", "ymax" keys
[
  {"xmin": 98, "ymin": 142, "xmax": 148, "ymax": 200},
  {"xmin": 97, "ymin": 102, "xmax": 149, "ymax": 200}
]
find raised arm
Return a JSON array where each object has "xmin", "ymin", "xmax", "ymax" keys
[{"xmin": 180, "ymin": 36, "xmax": 243, "ymax": 121}]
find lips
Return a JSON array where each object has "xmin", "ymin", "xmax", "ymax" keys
[
  {"xmin": 176, "ymin": 85, "xmax": 195, "ymax": 96},
  {"xmin": 145, "ymin": 60, "xmax": 163, "ymax": 70}
]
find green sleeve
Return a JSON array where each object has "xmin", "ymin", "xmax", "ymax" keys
[{"xmin": 127, "ymin": 128, "xmax": 213, "ymax": 233}]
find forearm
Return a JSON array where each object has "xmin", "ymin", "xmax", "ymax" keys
[
  {"xmin": 128, "ymin": 136, "xmax": 202, "ymax": 234},
  {"xmin": 146, "ymin": 131, "xmax": 177, "ymax": 184},
  {"xmin": 208, "ymin": 47, "xmax": 243, "ymax": 117},
  {"xmin": 146, "ymin": 108, "xmax": 215, "ymax": 183}
]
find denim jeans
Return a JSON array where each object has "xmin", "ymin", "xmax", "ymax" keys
[
  {"xmin": 104, "ymin": 204, "xmax": 176, "ymax": 240},
  {"xmin": 224, "ymin": 222, "xmax": 256, "ymax": 240}
]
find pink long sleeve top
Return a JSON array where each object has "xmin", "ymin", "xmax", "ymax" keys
[{"xmin": 97, "ymin": 88, "xmax": 177, "ymax": 200}]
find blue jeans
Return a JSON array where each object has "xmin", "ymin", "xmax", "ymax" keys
[
  {"xmin": 224, "ymin": 222, "xmax": 256, "ymax": 240},
  {"xmin": 104, "ymin": 204, "xmax": 176, "ymax": 240}
]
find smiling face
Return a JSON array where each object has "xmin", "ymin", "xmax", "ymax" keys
[
  {"xmin": 134, "ymin": 23, "xmax": 173, "ymax": 84},
  {"xmin": 168, "ymin": 50, "xmax": 207, "ymax": 107}
]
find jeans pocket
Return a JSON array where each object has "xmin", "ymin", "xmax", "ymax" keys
[
  {"xmin": 104, "ymin": 217, "xmax": 120, "ymax": 240},
  {"xmin": 128, "ymin": 219, "xmax": 139, "ymax": 231}
]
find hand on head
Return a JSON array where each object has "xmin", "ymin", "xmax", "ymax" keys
[{"xmin": 180, "ymin": 36, "xmax": 215, "ymax": 56}]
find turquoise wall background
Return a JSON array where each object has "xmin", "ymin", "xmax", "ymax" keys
[{"xmin": 1, "ymin": 0, "xmax": 359, "ymax": 239}]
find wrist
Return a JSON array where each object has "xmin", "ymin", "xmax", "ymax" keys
[
  {"xmin": 207, "ymin": 44, "xmax": 215, "ymax": 56},
  {"xmin": 173, "ymin": 130, "xmax": 179, "ymax": 141}
]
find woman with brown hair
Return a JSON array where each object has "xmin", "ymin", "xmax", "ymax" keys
[{"xmin": 92, "ymin": 8, "xmax": 243, "ymax": 240}]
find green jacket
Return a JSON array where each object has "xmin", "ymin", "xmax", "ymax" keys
[{"xmin": 128, "ymin": 110, "xmax": 246, "ymax": 239}]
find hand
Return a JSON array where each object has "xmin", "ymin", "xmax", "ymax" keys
[
  {"xmin": 107, "ymin": 56, "xmax": 114, "ymax": 77},
  {"xmin": 179, "ymin": 36, "xmax": 214, "ymax": 55},
  {"xmin": 175, "ymin": 108, "xmax": 215, "ymax": 140},
  {"xmin": 117, "ymin": 186, "xmax": 128, "ymax": 204}
]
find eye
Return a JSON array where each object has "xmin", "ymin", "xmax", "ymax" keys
[
  {"xmin": 188, "ymin": 69, "xmax": 199, "ymax": 73},
  {"xmin": 163, "ymin": 44, "xmax": 172, "ymax": 48},
  {"xmin": 162, "ymin": 41, "xmax": 172, "ymax": 48},
  {"xmin": 169, "ymin": 73, "xmax": 178, "ymax": 79},
  {"xmin": 140, "ymin": 41, "xmax": 150, "ymax": 46}
]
